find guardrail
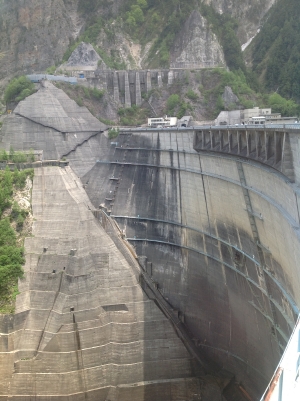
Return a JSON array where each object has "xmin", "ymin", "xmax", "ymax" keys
[{"xmin": 119, "ymin": 123, "xmax": 300, "ymax": 132}]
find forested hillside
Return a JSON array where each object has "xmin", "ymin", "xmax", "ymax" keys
[
  {"xmin": 250, "ymin": 0, "xmax": 300, "ymax": 101},
  {"xmin": 1, "ymin": 0, "xmax": 299, "ymax": 118},
  {"xmin": 72, "ymin": 0, "xmax": 246, "ymax": 70}
]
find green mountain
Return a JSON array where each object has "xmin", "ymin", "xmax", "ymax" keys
[{"xmin": 249, "ymin": 0, "xmax": 300, "ymax": 101}]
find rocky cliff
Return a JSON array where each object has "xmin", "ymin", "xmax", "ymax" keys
[
  {"xmin": 0, "ymin": 0, "xmax": 276, "ymax": 77},
  {"xmin": 0, "ymin": 0, "xmax": 81, "ymax": 78},
  {"xmin": 170, "ymin": 10, "xmax": 225, "ymax": 69},
  {"xmin": 203, "ymin": 0, "xmax": 276, "ymax": 45}
]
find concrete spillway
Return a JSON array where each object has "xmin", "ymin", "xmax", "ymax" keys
[
  {"xmin": 0, "ymin": 166, "xmax": 205, "ymax": 400},
  {"xmin": 1, "ymin": 84, "xmax": 300, "ymax": 400}
]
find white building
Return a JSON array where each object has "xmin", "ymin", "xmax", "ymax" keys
[
  {"xmin": 148, "ymin": 116, "xmax": 178, "ymax": 128},
  {"xmin": 215, "ymin": 107, "xmax": 298, "ymax": 125}
]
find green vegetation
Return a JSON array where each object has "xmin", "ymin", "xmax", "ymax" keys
[
  {"xmin": 267, "ymin": 93, "xmax": 300, "ymax": 116},
  {"xmin": 62, "ymin": 14, "xmax": 126, "ymax": 70},
  {"xmin": 185, "ymin": 89, "xmax": 198, "ymax": 101},
  {"xmin": 4, "ymin": 76, "xmax": 35, "ymax": 104},
  {"xmin": 118, "ymin": 105, "xmax": 148, "ymax": 125},
  {"xmin": 146, "ymin": 0, "xmax": 196, "ymax": 67},
  {"xmin": 125, "ymin": 0, "xmax": 148, "ymax": 30},
  {"xmin": 99, "ymin": 117, "xmax": 116, "ymax": 125},
  {"xmin": 195, "ymin": 67, "xmax": 300, "ymax": 118},
  {"xmin": 46, "ymin": 65, "xmax": 56, "ymax": 74},
  {"xmin": 78, "ymin": 0, "xmax": 105, "ymax": 15},
  {"xmin": 108, "ymin": 128, "xmax": 119, "ymax": 139},
  {"xmin": 251, "ymin": 0, "xmax": 300, "ymax": 101},
  {"xmin": 199, "ymin": 4, "xmax": 245, "ymax": 73},
  {"xmin": 0, "ymin": 167, "xmax": 34, "ymax": 313},
  {"xmin": 63, "ymin": 39, "xmax": 126, "ymax": 71},
  {"xmin": 54, "ymin": 82, "xmax": 105, "ymax": 116},
  {"xmin": 166, "ymin": 94, "xmax": 193, "ymax": 119},
  {"xmin": 166, "ymin": 94, "xmax": 180, "ymax": 110},
  {"xmin": 196, "ymin": 68, "xmax": 258, "ymax": 118},
  {"xmin": 0, "ymin": 148, "xmax": 35, "ymax": 163},
  {"xmin": 75, "ymin": 85, "xmax": 105, "ymax": 101},
  {"xmin": 143, "ymin": 1, "xmax": 246, "ymax": 70},
  {"xmin": 95, "ymin": 47, "xmax": 126, "ymax": 70}
]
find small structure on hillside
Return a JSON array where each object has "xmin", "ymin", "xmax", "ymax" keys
[
  {"xmin": 178, "ymin": 116, "xmax": 192, "ymax": 127},
  {"xmin": 148, "ymin": 116, "xmax": 177, "ymax": 128}
]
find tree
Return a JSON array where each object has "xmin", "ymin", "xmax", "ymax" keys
[
  {"xmin": 268, "ymin": 93, "xmax": 300, "ymax": 116},
  {"xmin": 167, "ymin": 94, "xmax": 180, "ymax": 110},
  {"xmin": 4, "ymin": 76, "xmax": 35, "ymax": 104},
  {"xmin": 130, "ymin": 5, "xmax": 144, "ymax": 24},
  {"xmin": 137, "ymin": 0, "xmax": 148, "ymax": 9}
]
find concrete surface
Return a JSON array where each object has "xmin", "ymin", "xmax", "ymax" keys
[{"xmin": 1, "ymin": 84, "xmax": 300, "ymax": 400}]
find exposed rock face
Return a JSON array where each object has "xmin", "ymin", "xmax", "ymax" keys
[
  {"xmin": 66, "ymin": 42, "xmax": 106, "ymax": 68},
  {"xmin": 170, "ymin": 10, "xmax": 225, "ymax": 69},
  {"xmin": 0, "ymin": 0, "xmax": 276, "ymax": 78},
  {"xmin": 203, "ymin": 0, "xmax": 276, "ymax": 45},
  {"xmin": 0, "ymin": 0, "xmax": 81, "ymax": 77},
  {"xmin": 222, "ymin": 86, "xmax": 239, "ymax": 109}
]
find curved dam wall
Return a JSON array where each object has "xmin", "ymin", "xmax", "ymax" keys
[
  {"xmin": 82, "ymin": 129, "xmax": 300, "ymax": 399},
  {"xmin": 1, "ymin": 84, "xmax": 300, "ymax": 399}
]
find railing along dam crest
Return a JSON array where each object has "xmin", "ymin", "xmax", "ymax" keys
[{"xmin": 193, "ymin": 125, "xmax": 300, "ymax": 183}]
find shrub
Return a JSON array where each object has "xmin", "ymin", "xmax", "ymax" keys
[
  {"xmin": 108, "ymin": 128, "xmax": 119, "ymax": 139},
  {"xmin": 12, "ymin": 152, "xmax": 27, "ymax": 163},
  {"xmin": 46, "ymin": 66, "xmax": 56, "ymax": 74},
  {"xmin": 0, "ymin": 149, "xmax": 8, "ymax": 161},
  {"xmin": 76, "ymin": 97, "xmax": 83, "ymax": 107},
  {"xmin": 186, "ymin": 89, "xmax": 198, "ymax": 101},
  {"xmin": 4, "ymin": 76, "xmax": 35, "ymax": 104},
  {"xmin": 0, "ymin": 167, "xmax": 33, "ymax": 312},
  {"xmin": 91, "ymin": 87, "xmax": 104, "ymax": 99},
  {"xmin": 268, "ymin": 92, "xmax": 300, "ymax": 116},
  {"xmin": 167, "ymin": 94, "xmax": 180, "ymax": 111}
]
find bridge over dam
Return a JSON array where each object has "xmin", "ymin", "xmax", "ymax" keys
[{"xmin": 0, "ymin": 83, "xmax": 300, "ymax": 400}]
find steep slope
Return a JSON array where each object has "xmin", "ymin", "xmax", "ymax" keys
[
  {"xmin": 0, "ymin": 81, "xmax": 106, "ymax": 161},
  {"xmin": 0, "ymin": 0, "xmax": 81, "ymax": 78},
  {"xmin": 248, "ymin": 0, "xmax": 300, "ymax": 101},
  {"xmin": 203, "ymin": 0, "xmax": 276, "ymax": 45},
  {"xmin": 0, "ymin": 0, "xmax": 275, "ymax": 76},
  {"xmin": 0, "ymin": 165, "xmax": 202, "ymax": 400}
]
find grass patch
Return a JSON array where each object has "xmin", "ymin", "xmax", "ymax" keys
[{"xmin": 98, "ymin": 117, "xmax": 116, "ymax": 125}]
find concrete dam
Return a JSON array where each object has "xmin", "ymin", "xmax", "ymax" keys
[{"xmin": 0, "ymin": 82, "xmax": 300, "ymax": 400}]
